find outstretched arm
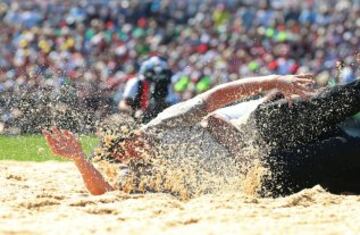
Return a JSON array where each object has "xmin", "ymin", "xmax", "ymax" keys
[
  {"xmin": 43, "ymin": 128, "xmax": 114, "ymax": 195},
  {"xmin": 200, "ymin": 74, "xmax": 314, "ymax": 113}
]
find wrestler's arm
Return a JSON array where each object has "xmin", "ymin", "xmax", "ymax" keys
[
  {"xmin": 200, "ymin": 74, "xmax": 314, "ymax": 113},
  {"xmin": 43, "ymin": 128, "xmax": 114, "ymax": 195}
]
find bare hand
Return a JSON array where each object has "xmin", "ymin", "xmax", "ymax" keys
[
  {"xmin": 43, "ymin": 127, "xmax": 84, "ymax": 160},
  {"xmin": 275, "ymin": 74, "xmax": 315, "ymax": 106}
]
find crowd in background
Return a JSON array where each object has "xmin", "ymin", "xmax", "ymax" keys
[{"xmin": 0, "ymin": 0, "xmax": 359, "ymax": 133}]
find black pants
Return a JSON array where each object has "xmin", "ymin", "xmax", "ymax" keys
[
  {"xmin": 252, "ymin": 80, "xmax": 360, "ymax": 196},
  {"xmin": 260, "ymin": 134, "xmax": 360, "ymax": 196}
]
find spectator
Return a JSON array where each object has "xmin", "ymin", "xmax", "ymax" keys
[
  {"xmin": 0, "ymin": 0, "xmax": 359, "ymax": 133},
  {"xmin": 118, "ymin": 56, "xmax": 174, "ymax": 123}
]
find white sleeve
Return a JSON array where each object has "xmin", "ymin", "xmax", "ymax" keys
[
  {"xmin": 123, "ymin": 78, "xmax": 140, "ymax": 100},
  {"xmin": 142, "ymin": 96, "xmax": 208, "ymax": 131},
  {"xmin": 213, "ymin": 98, "xmax": 266, "ymax": 121}
]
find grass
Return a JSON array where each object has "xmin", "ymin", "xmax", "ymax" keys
[{"xmin": 0, "ymin": 135, "xmax": 99, "ymax": 161}]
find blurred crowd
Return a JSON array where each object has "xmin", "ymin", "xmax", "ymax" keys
[{"xmin": 0, "ymin": 0, "xmax": 359, "ymax": 133}]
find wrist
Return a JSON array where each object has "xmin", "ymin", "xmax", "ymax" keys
[{"xmin": 73, "ymin": 152, "xmax": 86, "ymax": 164}]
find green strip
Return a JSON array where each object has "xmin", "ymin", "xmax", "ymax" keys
[{"xmin": 0, "ymin": 135, "xmax": 98, "ymax": 161}]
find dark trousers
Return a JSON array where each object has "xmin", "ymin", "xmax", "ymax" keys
[
  {"xmin": 260, "ymin": 134, "xmax": 360, "ymax": 196},
  {"xmin": 252, "ymin": 80, "xmax": 360, "ymax": 196}
]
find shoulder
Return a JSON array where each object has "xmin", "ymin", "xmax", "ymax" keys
[
  {"xmin": 125, "ymin": 77, "xmax": 141, "ymax": 87},
  {"xmin": 123, "ymin": 77, "xmax": 141, "ymax": 98}
]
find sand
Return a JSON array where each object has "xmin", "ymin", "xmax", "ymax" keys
[{"xmin": 1, "ymin": 161, "xmax": 360, "ymax": 235}]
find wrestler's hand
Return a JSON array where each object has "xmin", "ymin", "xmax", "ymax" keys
[
  {"xmin": 43, "ymin": 127, "xmax": 85, "ymax": 160},
  {"xmin": 275, "ymin": 74, "xmax": 315, "ymax": 106}
]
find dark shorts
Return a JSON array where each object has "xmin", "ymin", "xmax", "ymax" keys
[
  {"xmin": 247, "ymin": 80, "xmax": 360, "ymax": 196},
  {"xmin": 260, "ymin": 132, "xmax": 360, "ymax": 196}
]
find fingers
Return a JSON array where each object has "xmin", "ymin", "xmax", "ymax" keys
[
  {"xmin": 295, "ymin": 79, "xmax": 314, "ymax": 85},
  {"xmin": 43, "ymin": 127, "xmax": 73, "ymax": 148},
  {"xmin": 295, "ymin": 74, "xmax": 314, "ymax": 79},
  {"xmin": 293, "ymin": 87, "xmax": 314, "ymax": 102},
  {"xmin": 42, "ymin": 129, "xmax": 51, "ymax": 140},
  {"xmin": 62, "ymin": 129, "xmax": 75, "ymax": 141},
  {"xmin": 281, "ymin": 85, "xmax": 314, "ymax": 108},
  {"xmin": 277, "ymin": 73, "xmax": 317, "ymax": 108},
  {"xmin": 51, "ymin": 127, "xmax": 64, "ymax": 141},
  {"xmin": 281, "ymin": 74, "xmax": 315, "ymax": 87},
  {"xmin": 42, "ymin": 129, "xmax": 56, "ymax": 148},
  {"xmin": 50, "ymin": 127, "xmax": 73, "ymax": 141},
  {"xmin": 43, "ymin": 129, "xmax": 61, "ymax": 155},
  {"xmin": 63, "ymin": 130, "xmax": 72, "ymax": 138},
  {"xmin": 63, "ymin": 129, "xmax": 81, "ymax": 149},
  {"xmin": 42, "ymin": 127, "xmax": 83, "ymax": 160},
  {"xmin": 293, "ymin": 74, "xmax": 315, "ymax": 87},
  {"xmin": 293, "ymin": 88, "xmax": 307, "ymax": 99},
  {"xmin": 43, "ymin": 129, "xmax": 60, "ymax": 147},
  {"xmin": 294, "ymin": 82, "xmax": 315, "ymax": 93},
  {"xmin": 283, "ymin": 93, "xmax": 293, "ymax": 108}
]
